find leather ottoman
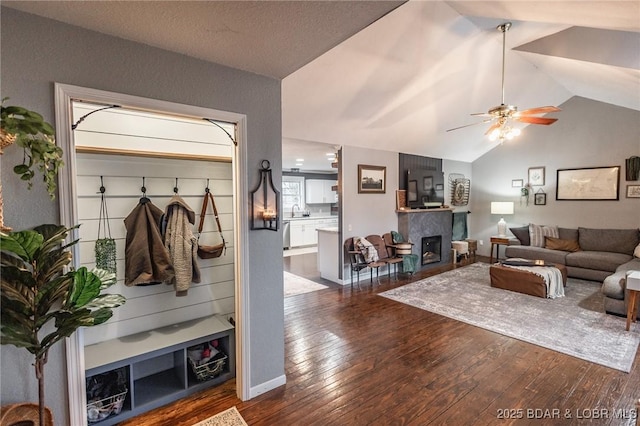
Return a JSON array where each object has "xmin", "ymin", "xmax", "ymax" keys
[{"xmin": 490, "ymin": 263, "xmax": 568, "ymax": 298}]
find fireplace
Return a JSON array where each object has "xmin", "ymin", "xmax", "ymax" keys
[{"xmin": 421, "ymin": 236, "xmax": 442, "ymax": 265}]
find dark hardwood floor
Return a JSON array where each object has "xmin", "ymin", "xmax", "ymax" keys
[{"xmin": 120, "ymin": 254, "xmax": 640, "ymax": 425}]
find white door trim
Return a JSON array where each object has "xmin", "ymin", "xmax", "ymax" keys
[{"xmin": 54, "ymin": 83, "xmax": 251, "ymax": 425}]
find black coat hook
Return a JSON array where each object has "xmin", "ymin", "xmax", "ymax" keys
[
  {"xmin": 99, "ymin": 176, "xmax": 106, "ymax": 194},
  {"xmin": 174, "ymin": 178, "xmax": 179, "ymax": 194},
  {"xmin": 205, "ymin": 178, "xmax": 210, "ymax": 193}
]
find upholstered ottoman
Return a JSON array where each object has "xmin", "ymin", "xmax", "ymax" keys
[{"xmin": 490, "ymin": 263, "xmax": 568, "ymax": 298}]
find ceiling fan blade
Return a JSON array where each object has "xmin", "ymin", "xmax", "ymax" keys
[
  {"xmin": 515, "ymin": 106, "xmax": 561, "ymax": 116},
  {"xmin": 514, "ymin": 116, "xmax": 558, "ymax": 125},
  {"xmin": 470, "ymin": 112, "xmax": 493, "ymax": 117},
  {"xmin": 446, "ymin": 118, "xmax": 493, "ymax": 132}
]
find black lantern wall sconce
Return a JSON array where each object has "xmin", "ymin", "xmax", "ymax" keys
[{"xmin": 250, "ymin": 160, "xmax": 280, "ymax": 231}]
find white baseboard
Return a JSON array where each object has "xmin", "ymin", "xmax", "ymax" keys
[{"xmin": 249, "ymin": 374, "xmax": 287, "ymax": 399}]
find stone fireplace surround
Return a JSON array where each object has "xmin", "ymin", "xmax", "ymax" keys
[{"xmin": 397, "ymin": 209, "xmax": 453, "ymax": 270}]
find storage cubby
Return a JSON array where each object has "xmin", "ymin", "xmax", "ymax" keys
[{"xmin": 84, "ymin": 316, "xmax": 235, "ymax": 425}]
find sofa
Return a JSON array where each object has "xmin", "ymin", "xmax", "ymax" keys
[{"xmin": 504, "ymin": 225, "xmax": 640, "ymax": 317}]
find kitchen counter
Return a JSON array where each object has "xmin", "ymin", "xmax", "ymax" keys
[
  {"xmin": 284, "ymin": 215, "xmax": 337, "ymax": 222},
  {"xmin": 317, "ymin": 226, "xmax": 341, "ymax": 284}
]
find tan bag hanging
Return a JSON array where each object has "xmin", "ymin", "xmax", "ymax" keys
[{"xmin": 197, "ymin": 187, "xmax": 226, "ymax": 259}]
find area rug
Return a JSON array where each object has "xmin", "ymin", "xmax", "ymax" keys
[
  {"xmin": 284, "ymin": 271, "xmax": 328, "ymax": 297},
  {"xmin": 380, "ymin": 263, "xmax": 640, "ymax": 372},
  {"xmin": 192, "ymin": 406, "xmax": 247, "ymax": 426}
]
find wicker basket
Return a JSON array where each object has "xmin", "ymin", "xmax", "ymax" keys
[
  {"xmin": 86, "ymin": 389, "xmax": 127, "ymax": 423},
  {"xmin": 188, "ymin": 353, "xmax": 228, "ymax": 382}
]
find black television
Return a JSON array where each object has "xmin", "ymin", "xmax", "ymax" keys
[{"xmin": 406, "ymin": 169, "xmax": 445, "ymax": 209}]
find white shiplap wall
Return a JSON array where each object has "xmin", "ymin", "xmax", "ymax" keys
[
  {"xmin": 71, "ymin": 103, "xmax": 236, "ymax": 346},
  {"xmin": 76, "ymin": 154, "xmax": 234, "ymax": 346}
]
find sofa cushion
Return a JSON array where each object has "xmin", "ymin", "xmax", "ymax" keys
[
  {"xmin": 635, "ymin": 243, "xmax": 640, "ymax": 258},
  {"xmin": 545, "ymin": 236, "xmax": 580, "ymax": 252},
  {"xmin": 504, "ymin": 245, "xmax": 568, "ymax": 265},
  {"xmin": 558, "ymin": 227, "xmax": 579, "ymax": 241},
  {"xmin": 565, "ymin": 250, "xmax": 633, "ymax": 273},
  {"xmin": 529, "ymin": 224, "xmax": 559, "ymax": 247},
  {"xmin": 509, "ymin": 226, "xmax": 530, "ymax": 246},
  {"xmin": 578, "ymin": 227, "xmax": 639, "ymax": 255}
]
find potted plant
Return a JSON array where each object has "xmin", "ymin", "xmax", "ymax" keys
[
  {"xmin": 0, "ymin": 99, "xmax": 64, "ymax": 199},
  {"xmin": 1, "ymin": 224, "xmax": 125, "ymax": 426}
]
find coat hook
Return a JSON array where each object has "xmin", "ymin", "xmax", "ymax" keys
[
  {"xmin": 174, "ymin": 178, "xmax": 179, "ymax": 194},
  {"xmin": 99, "ymin": 176, "xmax": 106, "ymax": 194},
  {"xmin": 205, "ymin": 178, "xmax": 210, "ymax": 193},
  {"xmin": 141, "ymin": 177, "xmax": 146, "ymax": 195}
]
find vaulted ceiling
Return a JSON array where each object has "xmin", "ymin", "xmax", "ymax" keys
[{"xmin": 4, "ymin": 1, "xmax": 639, "ymax": 169}]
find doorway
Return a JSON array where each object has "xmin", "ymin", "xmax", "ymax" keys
[{"xmin": 55, "ymin": 83, "xmax": 250, "ymax": 425}]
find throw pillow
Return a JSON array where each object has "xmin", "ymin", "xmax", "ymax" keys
[
  {"xmin": 509, "ymin": 226, "xmax": 530, "ymax": 245},
  {"xmin": 635, "ymin": 243, "xmax": 640, "ymax": 258},
  {"xmin": 529, "ymin": 224, "xmax": 559, "ymax": 247},
  {"xmin": 545, "ymin": 236, "xmax": 580, "ymax": 252}
]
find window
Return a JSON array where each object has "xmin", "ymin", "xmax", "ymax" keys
[{"xmin": 282, "ymin": 176, "xmax": 305, "ymax": 212}]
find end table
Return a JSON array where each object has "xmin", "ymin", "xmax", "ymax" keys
[{"xmin": 626, "ymin": 271, "xmax": 640, "ymax": 331}]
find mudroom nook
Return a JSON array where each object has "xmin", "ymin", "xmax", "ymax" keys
[{"xmin": 54, "ymin": 85, "xmax": 245, "ymax": 425}]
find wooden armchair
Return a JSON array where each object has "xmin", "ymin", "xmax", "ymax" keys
[{"xmin": 344, "ymin": 237, "xmax": 385, "ymax": 289}]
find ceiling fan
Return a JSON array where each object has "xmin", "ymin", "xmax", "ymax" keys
[{"xmin": 447, "ymin": 22, "xmax": 560, "ymax": 141}]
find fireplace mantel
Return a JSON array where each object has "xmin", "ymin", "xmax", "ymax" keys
[{"xmin": 397, "ymin": 208, "xmax": 452, "ymax": 270}]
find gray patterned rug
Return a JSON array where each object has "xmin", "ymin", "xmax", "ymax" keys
[
  {"xmin": 380, "ymin": 263, "xmax": 639, "ymax": 372},
  {"xmin": 192, "ymin": 406, "xmax": 247, "ymax": 426}
]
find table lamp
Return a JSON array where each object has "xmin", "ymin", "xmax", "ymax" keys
[{"xmin": 491, "ymin": 201, "xmax": 514, "ymax": 236}]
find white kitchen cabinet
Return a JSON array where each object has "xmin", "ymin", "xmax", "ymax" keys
[
  {"xmin": 306, "ymin": 179, "xmax": 337, "ymax": 204},
  {"xmin": 290, "ymin": 220, "xmax": 318, "ymax": 247}
]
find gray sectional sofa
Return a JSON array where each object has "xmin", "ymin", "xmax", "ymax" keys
[{"xmin": 504, "ymin": 226, "xmax": 640, "ymax": 317}]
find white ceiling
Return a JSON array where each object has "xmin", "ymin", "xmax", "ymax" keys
[{"xmin": 4, "ymin": 0, "xmax": 639, "ymax": 170}]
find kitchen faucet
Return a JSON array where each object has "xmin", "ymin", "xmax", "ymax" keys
[{"xmin": 291, "ymin": 204, "xmax": 300, "ymax": 217}]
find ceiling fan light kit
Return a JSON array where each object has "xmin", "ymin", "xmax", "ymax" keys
[{"xmin": 447, "ymin": 22, "xmax": 560, "ymax": 141}]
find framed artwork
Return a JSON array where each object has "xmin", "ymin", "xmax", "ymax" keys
[
  {"xmin": 358, "ymin": 164, "xmax": 386, "ymax": 194},
  {"xmin": 512, "ymin": 179, "xmax": 523, "ymax": 188},
  {"xmin": 435, "ymin": 183, "xmax": 444, "ymax": 191},
  {"xmin": 627, "ymin": 185, "xmax": 640, "ymax": 198},
  {"xmin": 528, "ymin": 167, "xmax": 545, "ymax": 186},
  {"xmin": 556, "ymin": 166, "xmax": 620, "ymax": 200},
  {"xmin": 423, "ymin": 176, "xmax": 433, "ymax": 191},
  {"xmin": 407, "ymin": 180, "xmax": 418, "ymax": 201},
  {"xmin": 534, "ymin": 192, "xmax": 547, "ymax": 205}
]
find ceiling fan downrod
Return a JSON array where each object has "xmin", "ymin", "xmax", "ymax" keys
[{"xmin": 498, "ymin": 22, "xmax": 511, "ymax": 106}]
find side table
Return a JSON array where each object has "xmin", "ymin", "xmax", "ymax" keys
[
  {"xmin": 490, "ymin": 236, "xmax": 511, "ymax": 264},
  {"xmin": 626, "ymin": 271, "xmax": 640, "ymax": 331}
]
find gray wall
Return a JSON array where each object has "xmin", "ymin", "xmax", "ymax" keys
[
  {"xmin": 470, "ymin": 96, "xmax": 640, "ymax": 257},
  {"xmin": 1, "ymin": 7, "xmax": 284, "ymax": 421}
]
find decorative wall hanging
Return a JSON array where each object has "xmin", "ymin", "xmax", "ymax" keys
[
  {"xmin": 358, "ymin": 164, "xmax": 386, "ymax": 194},
  {"xmin": 251, "ymin": 160, "xmax": 280, "ymax": 231},
  {"xmin": 626, "ymin": 156, "xmax": 640, "ymax": 181},
  {"xmin": 534, "ymin": 188, "xmax": 547, "ymax": 205},
  {"xmin": 528, "ymin": 166, "xmax": 545, "ymax": 186},
  {"xmin": 512, "ymin": 179, "xmax": 523, "ymax": 188},
  {"xmin": 557, "ymin": 166, "xmax": 620, "ymax": 200},
  {"xmin": 95, "ymin": 176, "xmax": 117, "ymax": 274},
  {"xmin": 520, "ymin": 183, "xmax": 532, "ymax": 206},
  {"xmin": 448, "ymin": 173, "xmax": 470, "ymax": 206}
]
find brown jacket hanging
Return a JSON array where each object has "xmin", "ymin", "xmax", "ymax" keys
[
  {"xmin": 164, "ymin": 194, "xmax": 201, "ymax": 296},
  {"xmin": 124, "ymin": 199, "xmax": 174, "ymax": 286}
]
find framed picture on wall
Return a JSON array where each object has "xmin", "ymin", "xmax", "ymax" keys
[
  {"xmin": 358, "ymin": 164, "xmax": 386, "ymax": 194},
  {"xmin": 528, "ymin": 167, "xmax": 545, "ymax": 186},
  {"xmin": 534, "ymin": 193, "xmax": 547, "ymax": 205},
  {"xmin": 512, "ymin": 179, "xmax": 523, "ymax": 188},
  {"xmin": 557, "ymin": 166, "xmax": 620, "ymax": 200},
  {"xmin": 627, "ymin": 185, "xmax": 640, "ymax": 198}
]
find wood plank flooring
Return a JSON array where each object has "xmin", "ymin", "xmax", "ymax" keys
[{"xmin": 120, "ymin": 254, "xmax": 640, "ymax": 425}]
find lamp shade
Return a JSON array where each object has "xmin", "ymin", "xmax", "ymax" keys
[{"xmin": 491, "ymin": 201, "xmax": 514, "ymax": 215}]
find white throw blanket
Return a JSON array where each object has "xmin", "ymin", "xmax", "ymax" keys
[
  {"xmin": 503, "ymin": 261, "xmax": 565, "ymax": 299},
  {"xmin": 354, "ymin": 236, "xmax": 379, "ymax": 263}
]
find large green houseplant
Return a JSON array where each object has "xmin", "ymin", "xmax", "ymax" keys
[
  {"xmin": 0, "ymin": 99, "xmax": 64, "ymax": 199},
  {"xmin": 1, "ymin": 224, "xmax": 125, "ymax": 426}
]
